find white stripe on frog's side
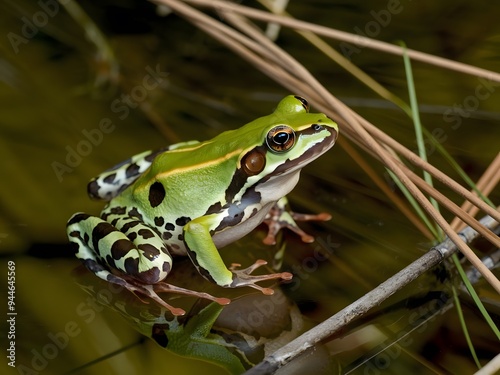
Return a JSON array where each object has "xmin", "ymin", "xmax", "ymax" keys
[{"xmin": 211, "ymin": 170, "xmax": 301, "ymax": 249}]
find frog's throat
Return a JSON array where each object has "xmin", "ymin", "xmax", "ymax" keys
[{"xmin": 212, "ymin": 171, "xmax": 300, "ymax": 249}]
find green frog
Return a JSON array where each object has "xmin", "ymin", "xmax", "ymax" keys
[{"xmin": 67, "ymin": 95, "xmax": 338, "ymax": 316}]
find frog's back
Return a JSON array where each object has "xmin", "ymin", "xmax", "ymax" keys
[{"xmin": 113, "ymin": 140, "xmax": 240, "ymax": 225}]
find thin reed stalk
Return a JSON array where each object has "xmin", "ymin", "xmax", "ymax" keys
[
  {"xmin": 155, "ymin": 0, "xmax": 500, "ymax": 290},
  {"xmin": 151, "ymin": 0, "xmax": 499, "ymax": 371}
]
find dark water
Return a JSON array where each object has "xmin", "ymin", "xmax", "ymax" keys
[{"xmin": 1, "ymin": 1, "xmax": 499, "ymax": 374}]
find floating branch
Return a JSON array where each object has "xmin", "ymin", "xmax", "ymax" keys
[{"xmin": 245, "ymin": 214, "xmax": 499, "ymax": 374}]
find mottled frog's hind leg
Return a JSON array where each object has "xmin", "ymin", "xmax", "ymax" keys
[
  {"xmin": 87, "ymin": 149, "xmax": 167, "ymax": 201},
  {"xmin": 67, "ymin": 213, "xmax": 228, "ymax": 316},
  {"xmin": 263, "ymin": 196, "xmax": 331, "ymax": 245},
  {"xmin": 88, "ymin": 141, "xmax": 200, "ymax": 201}
]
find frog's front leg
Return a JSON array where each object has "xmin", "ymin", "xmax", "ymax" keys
[
  {"xmin": 67, "ymin": 213, "xmax": 229, "ymax": 316},
  {"xmin": 183, "ymin": 216, "xmax": 292, "ymax": 295}
]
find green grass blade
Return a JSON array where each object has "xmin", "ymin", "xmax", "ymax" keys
[
  {"xmin": 451, "ymin": 283, "xmax": 481, "ymax": 369},
  {"xmin": 420, "ymin": 128, "xmax": 495, "ymax": 207},
  {"xmin": 400, "ymin": 42, "xmax": 443, "ymax": 239},
  {"xmin": 451, "ymin": 254, "xmax": 500, "ymax": 341},
  {"xmin": 399, "ymin": 41, "xmax": 500, "ymax": 360},
  {"xmin": 386, "ymin": 169, "xmax": 441, "ymax": 239}
]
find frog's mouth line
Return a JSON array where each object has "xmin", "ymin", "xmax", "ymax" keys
[{"xmin": 268, "ymin": 128, "xmax": 338, "ymax": 178}]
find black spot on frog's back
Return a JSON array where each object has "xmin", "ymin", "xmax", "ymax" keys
[
  {"xmin": 175, "ymin": 216, "xmax": 191, "ymax": 226},
  {"xmin": 149, "ymin": 181, "xmax": 166, "ymax": 208}
]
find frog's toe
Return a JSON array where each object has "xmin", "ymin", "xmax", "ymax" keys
[
  {"xmin": 122, "ymin": 278, "xmax": 232, "ymax": 315},
  {"xmin": 152, "ymin": 282, "xmax": 231, "ymax": 306},
  {"xmin": 120, "ymin": 281, "xmax": 187, "ymax": 316},
  {"xmin": 229, "ymin": 259, "xmax": 293, "ymax": 295},
  {"xmin": 262, "ymin": 198, "xmax": 332, "ymax": 245},
  {"xmin": 263, "ymin": 211, "xmax": 331, "ymax": 244},
  {"xmin": 292, "ymin": 212, "xmax": 332, "ymax": 222}
]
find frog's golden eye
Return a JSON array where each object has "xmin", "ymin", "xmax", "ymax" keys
[
  {"xmin": 266, "ymin": 125, "xmax": 296, "ymax": 153},
  {"xmin": 242, "ymin": 150, "xmax": 266, "ymax": 175}
]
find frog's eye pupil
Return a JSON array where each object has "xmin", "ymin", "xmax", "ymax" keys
[
  {"xmin": 274, "ymin": 132, "xmax": 290, "ymax": 145},
  {"xmin": 266, "ymin": 126, "xmax": 296, "ymax": 153},
  {"xmin": 312, "ymin": 124, "xmax": 323, "ymax": 131}
]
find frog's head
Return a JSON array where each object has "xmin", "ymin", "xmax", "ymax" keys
[{"xmin": 226, "ymin": 95, "xmax": 339, "ymax": 203}]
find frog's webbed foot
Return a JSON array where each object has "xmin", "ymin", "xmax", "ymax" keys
[
  {"xmin": 120, "ymin": 275, "xmax": 230, "ymax": 316},
  {"xmin": 229, "ymin": 259, "xmax": 292, "ymax": 295},
  {"xmin": 263, "ymin": 197, "xmax": 331, "ymax": 245}
]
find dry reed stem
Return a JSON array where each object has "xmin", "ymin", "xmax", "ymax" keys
[
  {"xmin": 180, "ymin": 0, "xmax": 500, "ymax": 82},
  {"xmin": 150, "ymin": 0, "xmax": 499, "ymax": 372},
  {"xmin": 451, "ymin": 152, "xmax": 500, "ymax": 232},
  {"xmin": 212, "ymin": 4, "xmax": 500, "ymax": 227},
  {"xmin": 348, "ymin": 112, "xmax": 500, "ymax": 223},
  {"xmin": 230, "ymin": 16, "xmax": 500, "ymax": 289},
  {"xmin": 156, "ymin": 0, "xmax": 500, "ymax": 297},
  {"xmin": 245, "ymin": 215, "xmax": 499, "ymax": 374},
  {"xmin": 314, "ymin": 106, "xmax": 500, "ymax": 291},
  {"xmin": 340, "ymin": 139, "xmax": 436, "ymax": 240},
  {"xmin": 475, "ymin": 353, "xmax": 500, "ymax": 375}
]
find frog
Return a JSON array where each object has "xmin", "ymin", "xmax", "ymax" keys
[
  {"xmin": 74, "ymin": 256, "xmax": 305, "ymax": 374},
  {"xmin": 67, "ymin": 95, "xmax": 339, "ymax": 316}
]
